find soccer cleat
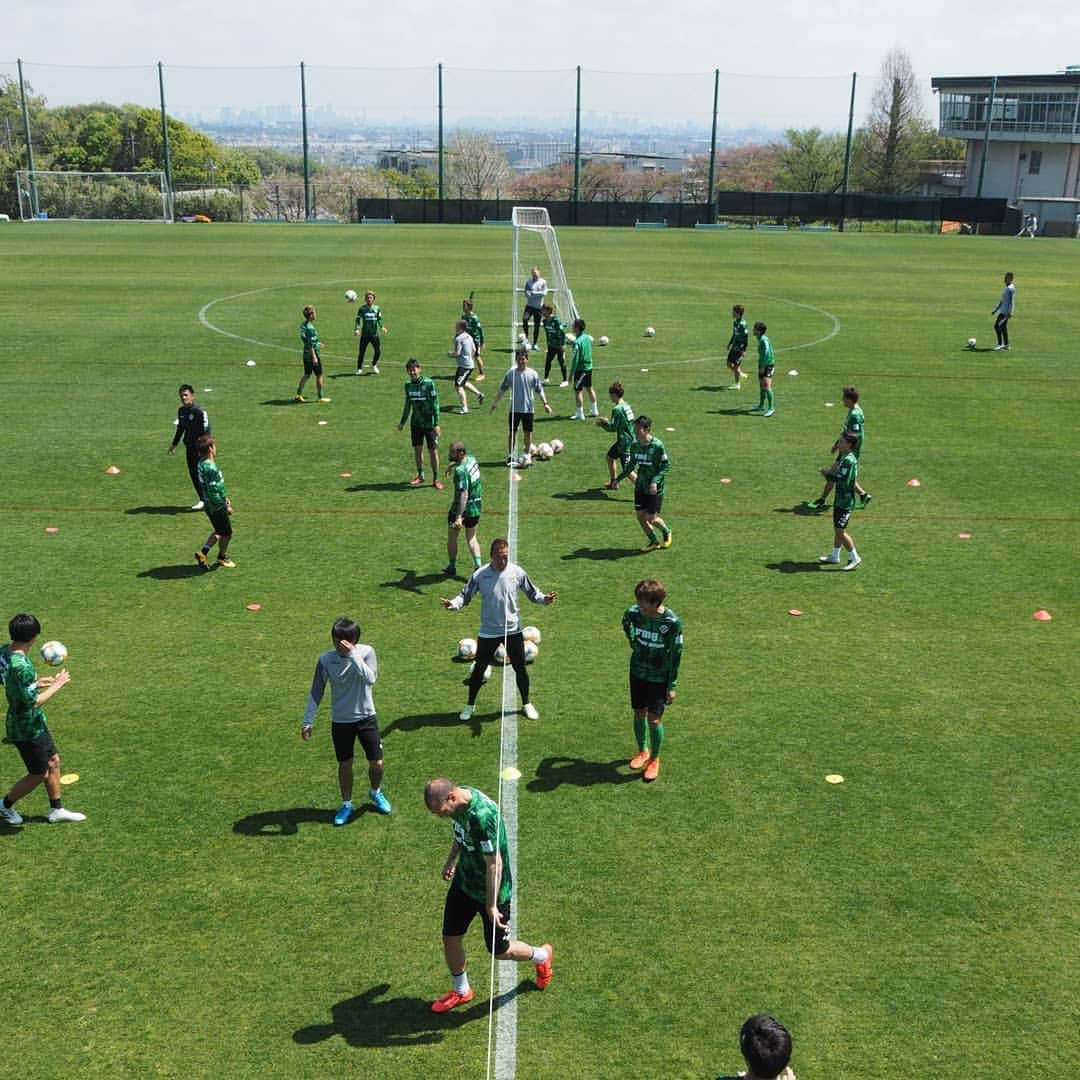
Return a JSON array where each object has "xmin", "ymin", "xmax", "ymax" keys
[
  {"xmin": 661, "ymin": 530, "xmax": 673, "ymax": 549},
  {"xmin": 293, "ymin": 394, "xmax": 306, "ymax": 402},
  {"xmin": 569, "ymin": 412, "xmax": 584, "ymax": 421},
  {"xmin": 531, "ymin": 343, "xmax": 540, "ymax": 352},
  {"xmin": 602, "ymin": 481, "xmax": 619, "ymax": 490},
  {"xmin": 477, "ymin": 392, "xmax": 484, "ymax": 405},
  {"xmin": 806, "ymin": 498, "xmax": 827, "ymax": 511},
  {"xmin": 0, "ymin": 803, "xmax": 23, "ymax": 825},
  {"xmin": 47, "ymin": 807, "xmax": 86, "ymax": 823},
  {"xmin": 474, "ymin": 372, "xmax": 485, "ymax": 382},
  {"xmin": 442, "ymin": 564, "xmax": 457, "ymax": 576},
  {"xmin": 409, "ymin": 476, "xmax": 425, "ymax": 487},
  {"xmin": 371, "ymin": 365, "xmax": 380, "ymax": 375},
  {"xmin": 725, "ymin": 382, "xmax": 740, "ymax": 390},
  {"xmin": 535, "ymin": 944, "xmax": 554, "ymax": 989},
  {"xmin": 748, "ymin": 404, "xmax": 764, "ymax": 412},
  {"xmin": 458, "ymin": 407, "xmax": 469, "ymax": 415},
  {"xmin": 629, "ymin": 749, "xmax": 651, "ymax": 770},
  {"xmin": 860, "ymin": 492, "xmax": 873, "ymax": 509},
  {"xmin": 459, "ymin": 703, "xmax": 474, "ymax": 721},
  {"xmin": 559, "ymin": 380, "xmax": 569, "ymax": 388},
  {"xmin": 506, "ymin": 456, "xmax": 517, "ymax": 467},
  {"xmin": 369, "ymin": 789, "xmax": 392, "ymax": 815},
  {"xmin": 763, "ymin": 408, "xmax": 775, "ymax": 417},
  {"xmin": 190, "ymin": 500, "xmax": 205, "ymax": 511},
  {"xmin": 195, "ymin": 550, "xmax": 210, "ymax": 571},
  {"xmin": 355, "ymin": 368, "xmax": 363, "ymax": 376},
  {"xmin": 216, "ymin": 557, "xmax": 236, "ymax": 569},
  {"xmin": 588, "ymin": 409, "xmax": 600, "ymax": 417},
  {"xmin": 843, "ymin": 554, "xmax": 862, "ymax": 571},
  {"xmin": 740, "ymin": 370, "xmax": 750, "ymax": 379},
  {"xmin": 431, "ymin": 988, "xmax": 474, "ymax": 1013},
  {"xmin": 433, "ymin": 480, "xmax": 444, "ymax": 491},
  {"xmin": 317, "ymin": 397, "xmax": 332, "ymax": 403},
  {"xmin": 333, "ymin": 803, "xmax": 353, "ymax": 826},
  {"xmin": 643, "ymin": 758, "xmax": 661, "ymax": 783},
  {"xmin": 641, "ymin": 541, "xmax": 661, "ymax": 552},
  {"xmin": 818, "ymin": 554, "xmax": 841, "ymax": 564},
  {"xmin": 992, "ymin": 343, "xmax": 1005, "ymax": 351},
  {"xmin": 523, "ymin": 702, "xmax": 539, "ymax": 720}
]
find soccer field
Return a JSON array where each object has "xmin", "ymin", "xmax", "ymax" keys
[{"xmin": 1, "ymin": 222, "xmax": 1076, "ymax": 1079}]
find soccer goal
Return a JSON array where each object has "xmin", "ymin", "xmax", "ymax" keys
[
  {"xmin": 511, "ymin": 206, "xmax": 579, "ymax": 350},
  {"xmin": 16, "ymin": 170, "xmax": 173, "ymax": 223}
]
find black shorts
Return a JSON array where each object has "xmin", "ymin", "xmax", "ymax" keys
[
  {"xmin": 303, "ymin": 352, "xmax": 322, "ymax": 375},
  {"xmin": 442, "ymin": 880, "xmax": 512, "ymax": 955},
  {"xmin": 573, "ymin": 370, "xmax": 593, "ymax": 391},
  {"xmin": 545, "ymin": 346, "xmax": 565, "ymax": 363},
  {"xmin": 726, "ymin": 348, "xmax": 745, "ymax": 367},
  {"xmin": 630, "ymin": 674, "xmax": 668, "ymax": 716},
  {"xmin": 454, "ymin": 367, "xmax": 475, "ymax": 388},
  {"xmin": 607, "ymin": 443, "xmax": 631, "ymax": 467},
  {"xmin": 205, "ymin": 506, "xmax": 233, "ymax": 536},
  {"xmin": 448, "ymin": 510, "xmax": 480, "ymax": 529},
  {"xmin": 331, "ymin": 719, "xmax": 383, "ymax": 763},
  {"xmin": 759, "ymin": 365, "xmax": 775, "ymax": 379},
  {"xmin": 635, "ymin": 490, "xmax": 664, "ymax": 515},
  {"xmin": 411, "ymin": 426, "xmax": 438, "ymax": 449},
  {"xmin": 14, "ymin": 730, "xmax": 58, "ymax": 775},
  {"xmin": 522, "ymin": 306, "xmax": 542, "ymax": 328},
  {"xmin": 475, "ymin": 632, "xmax": 526, "ymax": 672},
  {"xmin": 833, "ymin": 506, "xmax": 853, "ymax": 529},
  {"xmin": 510, "ymin": 412, "xmax": 534, "ymax": 437}
]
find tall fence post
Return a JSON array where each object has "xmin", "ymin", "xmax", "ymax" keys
[
  {"xmin": 706, "ymin": 68, "xmax": 719, "ymax": 219},
  {"xmin": 157, "ymin": 61, "xmax": 174, "ymax": 221},
  {"xmin": 839, "ymin": 72, "xmax": 856, "ymax": 232},
  {"xmin": 976, "ymin": 75, "xmax": 997, "ymax": 200},
  {"xmin": 573, "ymin": 66, "xmax": 581, "ymax": 224},
  {"xmin": 437, "ymin": 62, "xmax": 445, "ymax": 221},
  {"xmin": 300, "ymin": 61, "xmax": 311, "ymax": 221},
  {"xmin": 16, "ymin": 59, "xmax": 38, "ymax": 217}
]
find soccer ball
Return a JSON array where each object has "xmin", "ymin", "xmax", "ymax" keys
[
  {"xmin": 536, "ymin": 442, "xmax": 553, "ymax": 460},
  {"xmin": 598, "ymin": 335, "xmax": 610, "ymax": 346},
  {"xmin": 522, "ymin": 626, "xmax": 541, "ymax": 644},
  {"xmin": 551, "ymin": 438, "xmax": 564, "ymax": 454},
  {"xmin": 494, "ymin": 643, "xmax": 508, "ymax": 664},
  {"xmin": 457, "ymin": 637, "xmax": 477, "ymax": 661},
  {"xmin": 644, "ymin": 326, "xmax": 656, "ymax": 337},
  {"xmin": 517, "ymin": 333, "xmax": 529, "ymax": 349},
  {"xmin": 468, "ymin": 661, "xmax": 493, "ymax": 682},
  {"xmin": 344, "ymin": 289, "xmax": 358, "ymax": 302},
  {"xmin": 40, "ymin": 640, "xmax": 68, "ymax": 666},
  {"xmin": 524, "ymin": 640, "xmax": 539, "ymax": 663},
  {"xmin": 517, "ymin": 453, "xmax": 532, "ymax": 468},
  {"xmin": 966, "ymin": 337, "xmax": 977, "ymax": 349}
]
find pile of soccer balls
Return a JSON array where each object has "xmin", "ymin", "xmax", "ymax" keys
[
  {"xmin": 524, "ymin": 439, "xmax": 564, "ymax": 465},
  {"xmin": 455, "ymin": 625, "xmax": 541, "ymax": 669}
]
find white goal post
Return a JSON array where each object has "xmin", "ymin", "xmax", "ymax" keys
[
  {"xmin": 511, "ymin": 206, "xmax": 580, "ymax": 351},
  {"xmin": 16, "ymin": 170, "xmax": 173, "ymax": 223}
]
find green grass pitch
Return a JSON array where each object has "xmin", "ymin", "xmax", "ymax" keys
[{"xmin": 0, "ymin": 222, "xmax": 1076, "ymax": 1078}]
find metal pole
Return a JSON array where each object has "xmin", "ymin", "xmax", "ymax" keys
[
  {"xmin": 976, "ymin": 75, "xmax": 997, "ymax": 199},
  {"xmin": 17, "ymin": 59, "xmax": 38, "ymax": 217},
  {"xmin": 706, "ymin": 69, "xmax": 719, "ymax": 220},
  {"xmin": 839, "ymin": 72, "xmax": 857, "ymax": 233},
  {"xmin": 437, "ymin": 63, "xmax": 445, "ymax": 212},
  {"xmin": 300, "ymin": 61, "xmax": 311, "ymax": 221},
  {"xmin": 158, "ymin": 61, "xmax": 174, "ymax": 221},
  {"xmin": 573, "ymin": 66, "xmax": 581, "ymax": 224}
]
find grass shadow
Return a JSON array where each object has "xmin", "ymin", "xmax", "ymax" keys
[
  {"xmin": 774, "ymin": 503, "xmax": 828, "ymax": 517},
  {"xmin": 136, "ymin": 564, "xmax": 207, "ymax": 580},
  {"xmin": 379, "ymin": 568, "xmax": 455, "ymax": 595},
  {"xmin": 561, "ymin": 546, "xmax": 649, "ymax": 561},
  {"xmin": 293, "ymin": 981, "xmax": 525, "ymax": 1049},
  {"xmin": 706, "ymin": 407, "xmax": 758, "ymax": 416},
  {"xmin": 260, "ymin": 398, "xmax": 310, "ymax": 407},
  {"xmin": 124, "ymin": 505, "xmax": 193, "ymax": 516},
  {"xmin": 345, "ymin": 481, "xmax": 417, "ymax": 493},
  {"xmin": 691, "ymin": 384, "xmax": 739, "ymax": 393},
  {"xmin": 382, "ymin": 710, "xmax": 496, "ymax": 740},
  {"xmin": 764, "ymin": 560, "xmax": 829, "ymax": 573},
  {"xmin": 232, "ymin": 806, "xmax": 374, "ymax": 836},
  {"xmin": 549, "ymin": 488, "xmax": 616, "ymax": 502},
  {"xmin": 526, "ymin": 756, "xmax": 641, "ymax": 791}
]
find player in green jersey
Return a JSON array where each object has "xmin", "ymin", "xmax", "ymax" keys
[
  {"xmin": 818, "ymin": 432, "xmax": 861, "ymax": 570},
  {"xmin": 748, "ymin": 321, "xmax": 775, "ymax": 417},
  {"xmin": 1, "ymin": 613, "xmax": 85, "ymax": 825},
  {"xmin": 725, "ymin": 303, "xmax": 751, "ymax": 389},
  {"xmin": 295, "ymin": 305, "xmax": 330, "ymax": 403},
  {"xmin": 443, "ymin": 441, "xmax": 483, "ymax": 577},
  {"xmin": 540, "ymin": 304, "xmax": 568, "ymax": 385},
  {"xmin": 398, "ymin": 359, "xmax": 443, "ymax": 490},
  {"xmin": 632, "ymin": 416, "xmax": 672, "ymax": 550},
  {"xmin": 461, "ymin": 298, "xmax": 485, "ymax": 380},
  {"xmin": 622, "ymin": 580, "xmax": 683, "ymax": 783},
  {"xmin": 569, "ymin": 317, "xmax": 599, "ymax": 420},
  {"xmin": 194, "ymin": 435, "xmax": 235, "ymax": 569},
  {"xmin": 424, "ymin": 777, "xmax": 554, "ymax": 1012},
  {"xmin": 807, "ymin": 386, "xmax": 871, "ymax": 510},
  {"xmin": 597, "ymin": 380, "xmax": 637, "ymax": 490},
  {"xmin": 353, "ymin": 289, "xmax": 387, "ymax": 375},
  {"xmin": 721, "ymin": 1014, "xmax": 797, "ymax": 1080}
]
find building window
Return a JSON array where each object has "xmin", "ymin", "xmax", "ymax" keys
[{"xmin": 1029, "ymin": 150, "xmax": 1042, "ymax": 175}]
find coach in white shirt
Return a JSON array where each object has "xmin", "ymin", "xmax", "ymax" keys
[{"xmin": 490, "ymin": 345, "xmax": 552, "ymax": 464}]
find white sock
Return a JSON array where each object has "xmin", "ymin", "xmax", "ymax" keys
[
  {"xmin": 342, "ymin": 799, "xmax": 352, "ymax": 807},
  {"xmin": 531, "ymin": 946, "xmax": 549, "ymax": 964},
  {"xmin": 831, "ymin": 547, "xmax": 841, "ymax": 559},
  {"xmin": 848, "ymin": 548, "xmax": 859, "ymax": 561},
  {"xmin": 452, "ymin": 970, "xmax": 470, "ymax": 993}
]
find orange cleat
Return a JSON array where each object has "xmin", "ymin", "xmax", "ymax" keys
[
  {"xmin": 629, "ymin": 749, "xmax": 651, "ymax": 770},
  {"xmin": 643, "ymin": 758, "xmax": 660, "ymax": 783},
  {"xmin": 535, "ymin": 944, "xmax": 554, "ymax": 989},
  {"xmin": 431, "ymin": 988, "xmax": 474, "ymax": 1013}
]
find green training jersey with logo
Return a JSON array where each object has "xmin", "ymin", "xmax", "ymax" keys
[
  {"xmin": 197, "ymin": 459, "xmax": 228, "ymax": 512},
  {"xmin": 463, "ymin": 311, "xmax": 485, "ymax": 346},
  {"xmin": 542, "ymin": 315, "xmax": 566, "ymax": 348},
  {"xmin": 728, "ymin": 317, "xmax": 749, "ymax": 352},
  {"xmin": 400, "ymin": 375, "xmax": 440, "ymax": 429},
  {"xmin": 4, "ymin": 650, "xmax": 47, "ymax": 743},
  {"xmin": 300, "ymin": 320, "xmax": 320, "ymax": 357},
  {"xmin": 622, "ymin": 604, "xmax": 683, "ymax": 690},
  {"xmin": 354, "ymin": 303, "xmax": 383, "ymax": 339},
  {"xmin": 757, "ymin": 334, "xmax": 774, "ymax": 369},
  {"xmin": 834, "ymin": 451, "xmax": 858, "ymax": 509},
  {"xmin": 632, "ymin": 436, "xmax": 670, "ymax": 494},
  {"xmin": 450, "ymin": 786, "xmax": 512, "ymax": 903},
  {"xmin": 571, "ymin": 333, "xmax": 593, "ymax": 374},
  {"xmin": 843, "ymin": 405, "xmax": 864, "ymax": 457},
  {"xmin": 452, "ymin": 453, "xmax": 482, "ymax": 518},
  {"xmin": 600, "ymin": 400, "xmax": 636, "ymax": 451}
]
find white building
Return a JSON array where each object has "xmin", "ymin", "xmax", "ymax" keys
[{"xmin": 931, "ymin": 69, "xmax": 1080, "ymax": 235}]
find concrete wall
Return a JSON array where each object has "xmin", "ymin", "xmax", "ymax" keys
[{"xmin": 964, "ymin": 140, "xmax": 1080, "ymax": 200}]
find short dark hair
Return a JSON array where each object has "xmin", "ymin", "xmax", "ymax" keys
[
  {"xmin": 842, "ymin": 385, "xmax": 859, "ymax": 404},
  {"xmin": 754, "ymin": 321, "xmax": 767, "ymax": 334},
  {"xmin": 490, "ymin": 537, "xmax": 509, "ymax": 555},
  {"xmin": 740, "ymin": 1014, "xmax": 792, "ymax": 1078},
  {"xmin": 573, "ymin": 317, "xmax": 586, "ymax": 332},
  {"xmin": 178, "ymin": 384, "xmax": 194, "ymax": 396},
  {"xmin": 406, "ymin": 358, "xmax": 420, "ymax": 371},
  {"xmin": 303, "ymin": 305, "xmax": 316, "ymax": 320},
  {"xmin": 8, "ymin": 613, "xmax": 41, "ymax": 643},
  {"xmin": 634, "ymin": 579, "xmax": 666, "ymax": 606},
  {"xmin": 449, "ymin": 440, "xmax": 466, "ymax": 459},
  {"xmin": 608, "ymin": 380, "xmax": 624, "ymax": 398},
  {"xmin": 196, "ymin": 434, "xmax": 215, "ymax": 457},
  {"xmin": 332, "ymin": 617, "xmax": 360, "ymax": 644},
  {"xmin": 634, "ymin": 415, "xmax": 652, "ymax": 431},
  {"xmin": 732, "ymin": 303, "xmax": 744, "ymax": 317},
  {"xmin": 424, "ymin": 777, "xmax": 454, "ymax": 809}
]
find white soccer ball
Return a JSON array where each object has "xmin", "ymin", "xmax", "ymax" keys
[
  {"xmin": 494, "ymin": 643, "xmax": 508, "ymax": 665},
  {"xmin": 522, "ymin": 626, "xmax": 541, "ymax": 644},
  {"xmin": 517, "ymin": 453, "xmax": 532, "ymax": 468},
  {"xmin": 40, "ymin": 640, "xmax": 68, "ymax": 666},
  {"xmin": 457, "ymin": 637, "xmax": 477, "ymax": 661},
  {"xmin": 524, "ymin": 640, "xmax": 539, "ymax": 663},
  {"xmin": 598, "ymin": 335, "xmax": 610, "ymax": 346},
  {"xmin": 966, "ymin": 337, "xmax": 976, "ymax": 349},
  {"xmin": 468, "ymin": 661, "xmax": 492, "ymax": 682},
  {"xmin": 344, "ymin": 289, "xmax": 358, "ymax": 302},
  {"xmin": 644, "ymin": 326, "xmax": 656, "ymax": 337},
  {"xmin": 551, "ymin": 438, "xmax": 564, "ymax": 454},
  {"xmin": 536, "ymin": 442, "xmax": 553, "ymax": 460}
]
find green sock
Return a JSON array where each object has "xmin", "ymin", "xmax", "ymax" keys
[
  {"xmin": 662, "ymin": 526, "xmax": 671, "ymax": 538},
  {"xmin": 473, "ymin": 555, "xmax": 482, "ymax": 568},
  {"xmin": 765, "ymin": 389, "xmax": 774, "ymax": 408},
  {"xmin": 417, "ymin": 470, "xmax": 425, "ymax": 480},
  {"xmin": 633, "ymin": 715, "xmax": 647, "ymax": 751},
  {"xmin": 646, "ymin": 532, "xmax": 658, "ymax": 546},
  {"xmin": 648, "ymin": 722, "xmax": 665, "ymax": 758},
  {"xmin": 759, "ymin": 390, "xmax": 766, "ymax": 407}
]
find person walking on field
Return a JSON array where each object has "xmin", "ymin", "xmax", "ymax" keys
[
  {"xmin": 354, "ymin": 290, "xmax": 387, "ymax": 375},
  {"xmin": 296, "ymin": 305, "xmax": 330, "ymax": 403},
  {"xmin": 992, "ymin": 271, "xmax": 1015, "ymax": 350},
  {"xmin": 168, "ymin": 384, "xmax": 211, "ymax": 510},
  {"xmin": 424, "ymin": 777, "xmax": 553, "ymax": 1013},
  {"xmin": 398, "ymin": 359, "xmax": 443, "ymax": 490}
]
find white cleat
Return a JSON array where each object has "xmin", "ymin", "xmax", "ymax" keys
[
  {"xmin": 47, "ymin": 807, "xmax": 86, "ymax": 823},
  {"xmin": 1, "ymin": 803, "xmax": 24, "ymax": 825},
  {"xmin": 842, "ymin": 554, "xmax": 862, "ymax": 571},
  {"xmin": 818, "ymin": 554, "xmax": 841, "ymax": 564},
  {"xmin": 190, "ymin": 500, "xmax": 205, "ymax": 511},
  {"xmin": 523, "ymin": 702, "xmax": 539, "ymax": 720},
  {"xmin": 459, "ymin": 703, "xmax": 474, "ymax": 721}
]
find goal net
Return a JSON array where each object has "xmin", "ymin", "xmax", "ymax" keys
[
  {"xmin": 16, "ymin": 170, "xmax": 173, "ymax": 223},
  {"xmin": 511, "ymin": 206, "xmax": 579, "ymax": 352}
]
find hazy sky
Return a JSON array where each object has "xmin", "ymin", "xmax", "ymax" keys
[{"xmin": 5, "ymin": 0, "xmax": 1080, "ymax": 131}]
